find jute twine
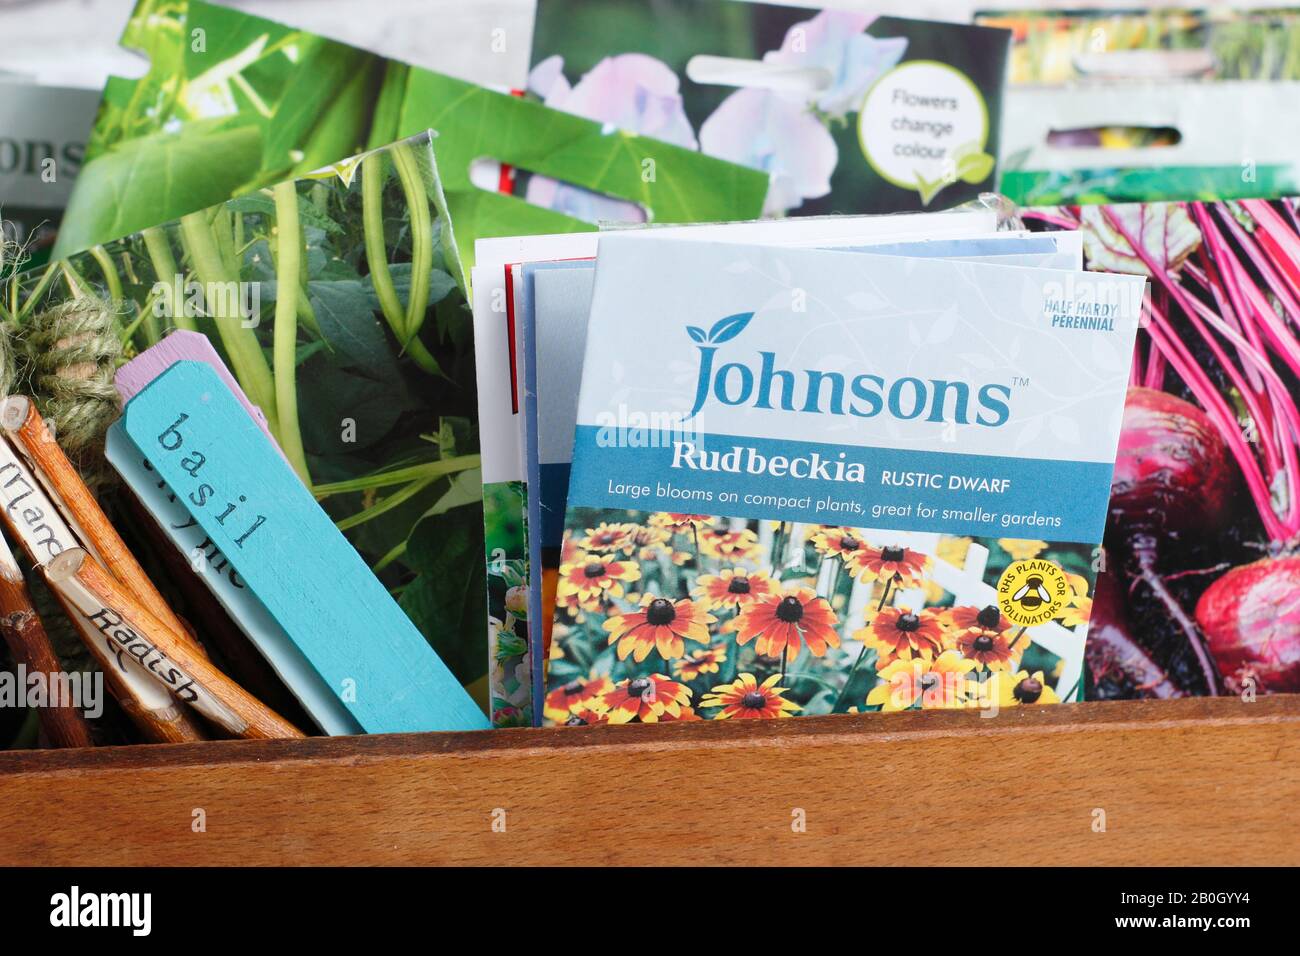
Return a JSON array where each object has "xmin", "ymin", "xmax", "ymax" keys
[{"xmin": 22, "ymin": 298, "xmax": 124, "ymax": 494}]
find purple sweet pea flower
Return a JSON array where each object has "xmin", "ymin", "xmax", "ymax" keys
[
  {"xmin": 764, "ymin": 11, "xmax": 909, "ymax": 120},
  {"xmin": 699, "ymin": 87, "xmax": 837, "ymax": 217},
  {"xmin": 524, "ymin": 54, "xmax": 698, "ymax": 225}
]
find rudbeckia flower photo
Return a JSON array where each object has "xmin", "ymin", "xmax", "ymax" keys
[
  {"xmin": 692, "ymin": 567, "xmax": 775, "ymax": 612},
  {"xmin": 734, "ymin": 585, "xmax": 841, "ymax": 658},
  {"xmin": 547, "ymin": 509, "xmax": 1087, "ymax": 724},
  {"xmin": 672, "ymin": 644, "xmax": 728, "ymax": 681},
  {"xmin": 866, "ymin": 650, "xmax": 977, "ymax": 712},
  {"xmin": 562, "ymin": 707, "xmax": 611, "ymax": 727},
  {"xmin": 543, "ymin": 675, "xmax": 614, "ymax": 724},
  {"xmin": 810, "ymin": 526, "xmax": 875, "ymax": 576},
  {"xmin": 699, "ymin": 526, "xmax": 761, "ymax": 562},
  {"xmin": 603, "ymin": 595, "xmax": 716, "ymax": 662},
  {"xmin": 946, "ymin": 604, "xmax": 1015, "ymax": 637},
  {"xmin": 953, "ymin": 625, "xmax": 1022, "ymax": 672},
  {"xmin": 578, "ymin": 522, "xmax": 636, "ymax": 554},
  {"xmin": 856, "ymin": 545, "xmax": 931, "ymax": 587},
  {"xmin": 648, "ymin": 513, "xmax": 713, "ymax": 533},
  {"xmin": 602, "ymin": 674, "xmax": 692, "ymax": 723},
  {"xmin": 989, "ymin": 669, "xmax": 1061, "ymax": 706},
  {"xmin": 700, "ymin": 673, "xmax": 800, "ymax": 719},
  {"xmin": 556, "ymin": 551, "xmax": 641, "ymax": 605},
  {"xmin": 619, "ymin": 524, "xmax": 672, "ymax": 559},
  {"xmin": 858, "ymin": 606, "xmax": 947, "ymax": 665}
]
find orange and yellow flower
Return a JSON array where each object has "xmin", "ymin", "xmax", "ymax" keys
[
  {"xmin": 857, "ymin": 606, "xmax": 946, "ymax": 665},
  {"xmin": 561, "ymin": 706, "xmax": 610, "ymax": 727},
  {"xmin": 577, "ymin": 522, "xmax": 635, "ymax": 554},
  {"xmin": 999, "ymin": 538, "xmax": 1048, "ymax": 561},
  {"xmin": 810, "ymin": 526, "xmax": 875, "ymax": 575},
  {"xmin": 946, "ymin": 604, "xmax": 1014, "ymax": 637},
  {"xmin": 699, "ymin": 526, "xmax": 760, "ymax": 562},
  {"xmin": 1057, "ymin": 598, "xmax": 1092, "ymax": 627},
  {"xmin": 601, "ymin": 674, "xmax": 691, "ymax": 723},
  {"xmin": 672, "ymin": 644, "xmax": 728, "ymax": 681},
  {"xmin": 1058, "ymin": 573, "xmax": 1092, "ymax": 626},
  {"xmin": 953, "ymin": 624, "xmax": 1023, "ymax": 672},
  {"xmin": 603, "ymin": 594, "xmax": 715, "ymax": 662},
  {"xmin": 660, "ymin": 704, "xmax": 702, "ymax": 722},
  {"xmin": 987, "ymin": 669, "xmax": 1061, "ymax": 706},
  {"xmin": 648, "ymin": 513, "xmax": 713, "ymax": 533},
  {"xmin": 692, "ymin": 567, "xmax": 775, "ymax": 612},
  {"xmin": 865, "ymin": 650, "xmax": 977, "ymax": 712},
  {"xmin": 618, "ymin": 524, "xmax": 671, "ymax": 559},
  {"xmin": 556, "ymin": 551, "xmax": 641, "ymax": 605},
  {"xmin": 855, "ymin": 545, "xmax": 930, "ymax": 586},
  {"xmin": 700, "ymin": 672, "xmax": 800, "ymax": 719},
  {"xmin": 542, "ymin": 675, "xmax": 613, "ymax": 723},
  {"xmin": 734, "ymin": 586, "xmax": 841, "ymax": 658}
]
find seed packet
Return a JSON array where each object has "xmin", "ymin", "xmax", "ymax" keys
[
  {"xmin": 517, "ymin": 230, "xmax": 1084, "ymax": 719},
  {"xmin": 978, "ymin": 7, "xmax": 1300, "ymax": 86},
  {"xmin": 980, "ymin": 7, "xmax": 1300, "ymax": 205},
  {"xmin": 530, "ymin": 1, "xmax": 1011, "ymax": 216},
  {"xmin": 53, "ymin": 0, "xmax": 769, "ymax": 268},
  {"xmin": 0, "ymin": 77, "xmax": 99, "ymax": 264},
  {"xmin": 472, "ymin": 209, "xmax": 1005, "ymax": 723},
  {"xmin": 543, "ymin": 236, "xmax": 1145, "ymax": 725},
  {"xmin": 1024, "ymin": 197, "xmax": 1300, "ymax": 701}
]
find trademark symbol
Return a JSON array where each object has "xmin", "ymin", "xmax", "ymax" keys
[{"xmin": 1012, "ymin": 376, "xmax": 1030, "ymax": 388}]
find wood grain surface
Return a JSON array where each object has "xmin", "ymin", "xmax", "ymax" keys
[{"xmin": 1, "ymin": 695, "xmax": 1296, "ymax": 866}]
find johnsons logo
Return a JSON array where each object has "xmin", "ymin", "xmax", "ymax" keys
[{"xmin": 686, "ymin": 312, "xmax": 1012, "ymax": 425}]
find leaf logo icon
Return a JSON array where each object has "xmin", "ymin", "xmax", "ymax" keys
[{"xmin": 688, "ymin": 311, "xmax": 755, "ymax": 345}]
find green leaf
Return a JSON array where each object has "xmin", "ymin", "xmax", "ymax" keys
[
  {"xmin": 306, "ymin": 278, "xmax": 396, "ymax": 379},
  {"xmin": 400, "ymin": 503, "xmax": 488, "ymax": 684},
  {"xmin": 53, "ymin": 123, "xmax": 263, "ymax": 257}
]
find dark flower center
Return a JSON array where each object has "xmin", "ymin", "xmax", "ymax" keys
[
  {"xmin": 627, "ymin": 678, "xmax": 652, "ymax": 698},
  {"xmin": 727, "ymin": 577, "xmax": 752, "ymax": 594},
  {"xmin": 973, "ymin": 635, "xmax": 995, "ymax": 653},
  {"xmin": 1014, "ymin": 678, "xmax": 1044, "ymax": 704},
  {"xmin": 741, "ymin": 691, "xmax": 767, "ymax": 710},
  {"xmin": 562, "ymin": 680, "xmax": 585, "ymax": 696},
  {"xmin": 583, "ymin": 562, "xmax": 606, "ymax": 579},
  {"xmin": 565, "ymin": 714, "xmax": 590, "ymax": 726},
  {"xmin": 881, "ymin": 546, "xmax": 906, "ymax": 563},
  {"xmin": 775, "ymin": 596, "xmax": 805, "ymax": 623},
  {"xmin": 645, "ymin": 599, "xmax": 676, "ymax": 626},
  {"xmin": 977, "ymin": 605, "xmax": 1002, "ymax": 629},
  {"xmin": 841, "ymin": 534, "xmax": 861, "ymax": 551},
  {"xmin": 895, "ymin": 612, "xmax": 921, "ymax": 633}
]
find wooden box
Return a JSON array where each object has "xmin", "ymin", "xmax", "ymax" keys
[{"xmin": 1, "ymin": 694, "xmax": 1296, "ymax": 866}]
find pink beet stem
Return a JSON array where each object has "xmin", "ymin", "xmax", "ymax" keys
[{"xmin": 1099, "ymin": 206, "xmax": 1289, "ymax": 541}]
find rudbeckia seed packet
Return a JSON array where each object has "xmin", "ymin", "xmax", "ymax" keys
[
  {"xmin": 520, "ymin": 230, "xmax": 1085, "ymax": 720},
  {"xmin": 472, "ymin": 210, "xmax": 1001, "ymax": 723},
  {"xmin": 530, "ymin": 1, "xmax": 1011, "ymax": 216},
  {"xmin": 544, "ymin": 237, "xmax": 1146, "ymax": 725}
]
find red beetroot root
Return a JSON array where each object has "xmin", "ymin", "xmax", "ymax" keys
[{"xmin": 1195, "ymin": 556, "xmax": 1300, "ymax": 693}]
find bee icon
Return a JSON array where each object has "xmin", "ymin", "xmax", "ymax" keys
[{"xmin": 1012, "ymin": 575, "xmax": 1052, "ymax": 610}]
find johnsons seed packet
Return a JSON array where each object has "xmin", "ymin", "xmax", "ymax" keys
[{"xmin": 543, "ymin": 237, "xmax": 1146, "ymax": 726}]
